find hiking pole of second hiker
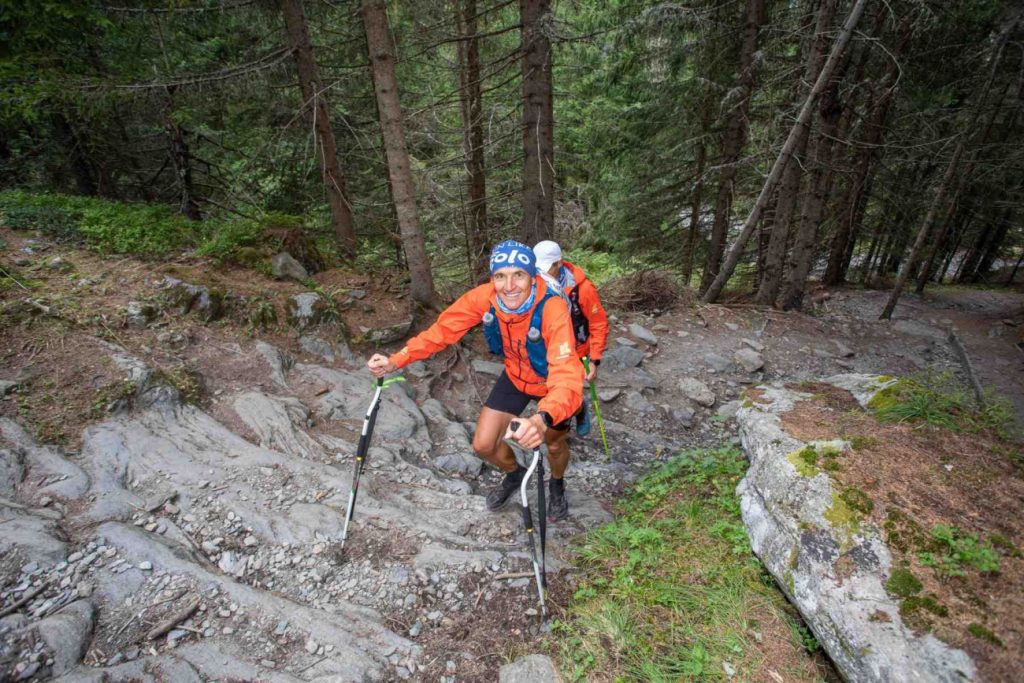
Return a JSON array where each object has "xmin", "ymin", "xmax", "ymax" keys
[
  {"xmin": 510, "ymin": 420, "xmax": 547, "ymax": 620},
  {"xmin": 340, "ymin": 377, "xmax": 385, "ymax": 552},
  {"xmin": 583, "ymin": 356, "xmax": 611, "ymax": 461}
]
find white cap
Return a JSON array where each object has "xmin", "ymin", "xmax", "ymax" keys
[{"xmin": 533, "ymin": 240, "xmax": 563, "ymax": 272}]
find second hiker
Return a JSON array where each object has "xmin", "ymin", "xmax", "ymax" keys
[{"xmin": 533, "ymin": 240, "xmax": 610, "ymax": 437}]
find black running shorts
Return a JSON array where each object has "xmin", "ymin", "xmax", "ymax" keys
[{"xmin": 484, "ymin": 371, "xmax": 571, "ymax": 431}]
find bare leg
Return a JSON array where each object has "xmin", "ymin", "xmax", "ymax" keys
[
  {"xmin": 545, "ymin": 427, "xmax": 570, "ymax": 478},
  {"xmin": 471, "ymin": 407, "xmax": 518, "ymax": 473}
]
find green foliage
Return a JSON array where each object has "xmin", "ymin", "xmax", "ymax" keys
[
  {"xmin": 194, "ymin": 218, "xmax": 265, "ymax": 262},
  {"xmin": 885, "ymin": 566, "xmax": 923, "ymax": 598},
  {"xmin": 0, "ymin": 190, "xmax": 193, "ymax": 256},
  {"xmin": 0, "ymin": 201, "xmax": 79, "ymax": 241},
  {"xmin": 918, "ymin": 525, "xmax": 1000, "ymax": 578},
  {"xmin": 557, "ymin": 448, "xmax": 819, "ymax": 681}
]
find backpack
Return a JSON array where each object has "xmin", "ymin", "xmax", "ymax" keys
[
  {"xmin": 482, "ymin": 290, "xmax": 558, "ymax": 378},
  {"xmin": 567, "ymin": 287, "xmax": 590, "ymax": 345}
]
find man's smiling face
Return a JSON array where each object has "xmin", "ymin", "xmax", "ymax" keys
[{"xmin": 492, "ymin": 266, "xmax": 532, "ymax": 309}]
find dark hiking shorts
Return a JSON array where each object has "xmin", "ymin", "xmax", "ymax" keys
[{"xmin": 485, "ymin": 371, "xmax": 571, "ymax": 431}]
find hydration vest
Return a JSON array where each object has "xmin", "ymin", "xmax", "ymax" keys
[
  {"xmin": 568, "ymin": 287, "xmax": 590, "ymax": 345},
  {"xmin": 482, "ymin": 290, "xmax": 557, "ymax": 378}
]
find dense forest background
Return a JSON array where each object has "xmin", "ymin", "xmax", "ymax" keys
[{"xmin": 2, "ymin": 0, "xmax": 1023, "ymax": 316}]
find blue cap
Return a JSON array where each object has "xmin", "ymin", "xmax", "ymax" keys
[{"xmin": 489, "ymin": 240, "xmax": 536, "ymax": 276}]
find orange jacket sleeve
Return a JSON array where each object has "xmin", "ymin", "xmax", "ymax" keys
[
  {"xmin": 388, "ymin": 284, "xmax": 490, "ymax": 369},
  {"xmin": 536, "ymin": 296, "xmax": 584, "ymax": 425},
  {"xmin": 579, "ymin": 279, "xmax": 609, "ymax": 361}
]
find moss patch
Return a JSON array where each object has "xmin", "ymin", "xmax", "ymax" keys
[
  {"xmin": 885, "ymin": 566, "xmax": 922, "ymax": 598},
  {"xmin": 838, "ymin": 486, "xmax": 874, "ymax": 515},
  {"xmin": 823, "ymin": 494, "xmax": 862, "ymax": 542},
  {"xmin": 967, "ymin": 623, "xmax": 1003, "ymax": 647},
  {"xmin": 788, "ymin": 446, "xmax": 820, "ymax": 477}
]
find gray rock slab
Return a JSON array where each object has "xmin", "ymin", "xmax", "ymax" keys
[
  {"xmin": 232, "ymin": 392, "xmax": 321, "ymax": 460},
  {"xmin": 297, "ymin": 364, "xmax": 425, "ymax": 442},
  {"xmin": 499, "ymin": 654, "xmax": 560, "ymax": 683},
  {"xmin": 299, "ymin": 335, "xmax": 334, "ymax": 363},
  {"xmin": 471, "ymin": 359, "xmax": 505, "ymax": 376}
]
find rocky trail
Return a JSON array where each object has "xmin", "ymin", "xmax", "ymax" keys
[{"xmin": 1, "ymin": 231, "xmax": 1022, "ymax": 681}]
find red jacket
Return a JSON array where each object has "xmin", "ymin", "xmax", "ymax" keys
[
  {"xmin": 562, "ymin": 261, "xmax": 609, "ymax": 362},
  {"xmin": 388, "ymin": 278, "xmax": 583, "ymax": 425}
]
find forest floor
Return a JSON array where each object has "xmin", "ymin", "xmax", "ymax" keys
[{"xmin": 1, "ymin": 225, "xmax": 1022, "ymax": 681}]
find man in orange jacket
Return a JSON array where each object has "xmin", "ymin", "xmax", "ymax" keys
[
  {"xmin": 533, "ymin": 241, "xmax": 610, "ymax": 436},
  {"xmin": 367, "ymin": 240, "xmax": 583, "ymax": 520}
]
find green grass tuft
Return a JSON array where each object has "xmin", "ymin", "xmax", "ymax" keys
[{"xmin": 967, "ymin": 623, "xmax": 1003, "ymax": 647}]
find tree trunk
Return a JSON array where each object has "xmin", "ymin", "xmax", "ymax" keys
[
  {"xmin": 914, "ymin": 192, "xmax": 962, "ymax": 292},
  {"xmin": 53, "ymin": 114, "xmax": 98, "ymax": 197},
  {"xmin": 703, "ymin": 0, "xmax": 868, "ymax": 304},
  {"xmin": 823, "ymin": 23, "xmax": 907, "ymax": 285},
  {"xmin": 1007, "ymin": 249, "xmax": 1024, "ymax": 284},
  {"xmin": 879, "ymin": 140, "xmax": 966, "ymax": 318},
  {"xmin": 282, "ymin": 0, "xmax": 357, "ymax": 257},
  {"xmin": 753, "ymin": 0, "xmax": 839, "ymax": 304},
  {"xmin": 682, "ymin": 97, "xmax": 712, "ymax": 287},
  {"xmin": 957, "ymin": 222, "xmax": 994, "ymax": 282},
  {"xmin": 973, "ymin": 209, "xmax": 1011, "ymax": 282},
  {"xmin": 879, "ymin": 14, "xmax": 1014, "ymax": 317},
  {"xmin": 362, "ymin": 0, "xmax": 441, "ymax": 310},
  {"xmin": 163, "ymin": 89, "xmax": 202, "ymax": 221},
  {"xmin": 456, "ymin": 0, "xmax": 489, "ymax": 283},
  {"xmin": 777, "ymin": 51, "xmax": 851, "ymax": 310},
  {"xmin": 938, "ymin": 220, "xmax": 966, "ymax": 283},
  {"xmin": 699, "ymin": 0, "xmax": 766, "ymax": 293},
  {"xmin": 519, "ymin": 0, "xmax": 554, "ymax": 244}
]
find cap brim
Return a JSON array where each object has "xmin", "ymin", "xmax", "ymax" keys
[{"xmin": 536, "ymin": 258, "xmax": 558, "ymax": 271}]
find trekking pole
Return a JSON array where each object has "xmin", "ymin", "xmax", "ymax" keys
[
  {"xmin": 582, "ymin": 357, "xmax": 611, "ymax": 461},
  {"xmin": 510, "ymin": 420, "xmax": 547, "ymax": 620},
  {"xmin": 340, "ymin": 376, "xmax": 405, "ymax": 555}
]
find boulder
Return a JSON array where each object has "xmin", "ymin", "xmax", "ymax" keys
[
  {"xmin": 678, "ymin": 377, "xmax": 715, "ymax": 407},
  {"xmin": 704, "ymin": 352, "xmax": 731, "ymax": 373},
  {"xmin": 736, "ymin": 375, "xmax": 976, "ymax": 683},
  {"xmin": 628, "ymin": 323, "xmax": 658, "ymax": 345},
  {"xmin": 124, "ymin": 301, "xmax": 157, "ymax": 328},
  {"xmin": 358, "ymin": 318, "xmax": 413, "ymax": 345},
  {"xmin": 271, "ymin": 252, "xmax": 308, "ymax": 282},
  {"xmin": 35, "ymin": 600, "xmax": 95, "ymax": 675},
  {"xmin": 499, "ymin": 654, "xmax": 560, "ymax": 683},
  {"xmin": 601, "ymin": 345, "xmax": 645, "ymax": 371},
  {"xmin": 287, "ymin": 292, "xmax": 328, "ymax": 330},
  {"xmin": 734, "ymin": 348, "xmax": 764, "ymax": 373}
]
